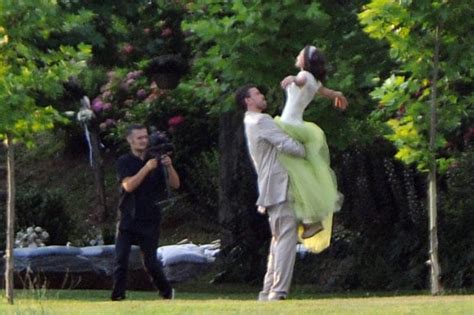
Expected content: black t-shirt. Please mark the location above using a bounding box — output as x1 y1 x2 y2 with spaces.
116 153 166 229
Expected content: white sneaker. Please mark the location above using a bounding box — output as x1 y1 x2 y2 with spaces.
268 292 286 301
258 291 269 301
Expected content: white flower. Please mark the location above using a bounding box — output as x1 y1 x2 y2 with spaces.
77 108 94 122
41 231 49 240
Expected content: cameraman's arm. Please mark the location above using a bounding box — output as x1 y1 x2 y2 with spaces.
161 155 180 189
122 159 157 193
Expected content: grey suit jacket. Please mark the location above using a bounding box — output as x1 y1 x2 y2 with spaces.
244 111 305 207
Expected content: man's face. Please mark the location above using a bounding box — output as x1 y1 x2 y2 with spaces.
127 128 149 152
246 87 267 112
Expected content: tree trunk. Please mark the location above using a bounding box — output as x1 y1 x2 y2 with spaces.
89 128 107 224
217 110 269 282
428 26 441 295
5 134 15 304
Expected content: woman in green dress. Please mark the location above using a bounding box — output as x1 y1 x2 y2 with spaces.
276 45 347 252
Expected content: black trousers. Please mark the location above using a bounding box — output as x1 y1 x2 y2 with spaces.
111 225 172 298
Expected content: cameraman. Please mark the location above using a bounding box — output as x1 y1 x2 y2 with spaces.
111 124 179 301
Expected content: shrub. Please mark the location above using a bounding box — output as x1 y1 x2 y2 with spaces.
15 187 73 246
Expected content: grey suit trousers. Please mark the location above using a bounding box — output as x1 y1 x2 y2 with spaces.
259 200 298 300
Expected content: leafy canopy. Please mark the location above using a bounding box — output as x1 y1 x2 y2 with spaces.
0 0 92 145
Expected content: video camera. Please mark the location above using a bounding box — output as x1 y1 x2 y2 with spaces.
145 127 175 161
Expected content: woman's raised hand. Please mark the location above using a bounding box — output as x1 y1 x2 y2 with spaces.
334 91 348 110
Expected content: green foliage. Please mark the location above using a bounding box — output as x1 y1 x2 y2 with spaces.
61 0 189 67
0 0 91 144
360 0 474 172
439 146 474 287
330 144 429 290
183 149 219 221
181 0 392 149
54 1 192 155
15 187 73 246
183 0 330 102
0 187 73 248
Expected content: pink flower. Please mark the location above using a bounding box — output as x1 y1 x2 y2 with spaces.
168 115 185 127
161 27 173 38
144 93 158 103
121 43 134 55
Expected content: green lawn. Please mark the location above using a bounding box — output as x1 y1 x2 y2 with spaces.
1 285 473 315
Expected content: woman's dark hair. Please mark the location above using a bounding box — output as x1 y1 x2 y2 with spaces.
235 84 257 110
303 45 327 82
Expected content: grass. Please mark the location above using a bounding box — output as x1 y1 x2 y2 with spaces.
1 284 473 315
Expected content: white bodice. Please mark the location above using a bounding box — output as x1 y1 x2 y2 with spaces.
280 71 321 125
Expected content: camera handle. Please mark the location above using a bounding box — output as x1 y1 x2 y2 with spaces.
161 163 171 200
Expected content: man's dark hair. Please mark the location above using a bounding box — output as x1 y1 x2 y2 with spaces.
235 84 257 110
303 45 327 82
126 124 147 137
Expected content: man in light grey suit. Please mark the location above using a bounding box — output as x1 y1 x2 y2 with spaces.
236 84 306 301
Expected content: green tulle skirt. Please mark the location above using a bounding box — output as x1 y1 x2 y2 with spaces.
275 117 343 253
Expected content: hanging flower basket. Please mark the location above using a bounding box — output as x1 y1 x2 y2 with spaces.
154 72 181 90
146 54 188 89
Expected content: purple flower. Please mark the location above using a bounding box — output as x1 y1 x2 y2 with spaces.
124 99 134 107
120 82 129 91
101 90 112 100
92 98 104 112
137 89 147 100
102 103 112 111
126 70 143 80
105 118 116 127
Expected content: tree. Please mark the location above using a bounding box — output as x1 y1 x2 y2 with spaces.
0 0 91 304
359 0 474 294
